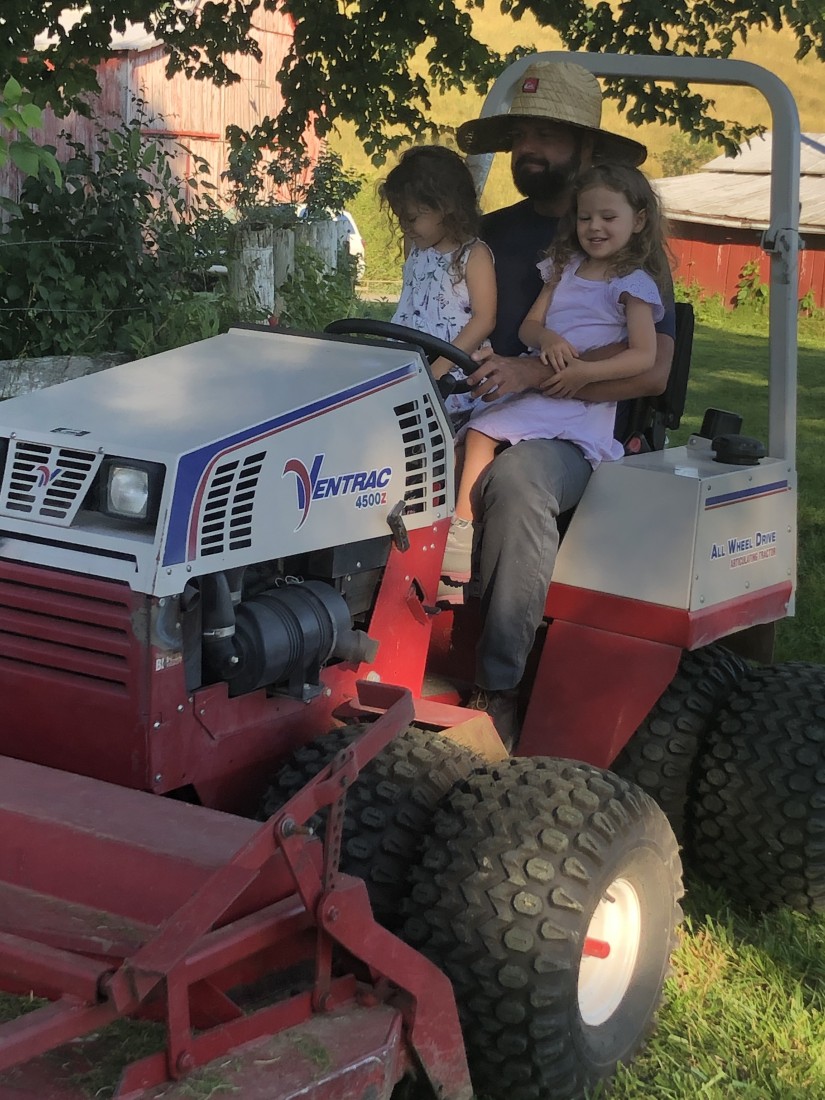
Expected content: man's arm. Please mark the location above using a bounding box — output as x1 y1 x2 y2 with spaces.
466 347 547 401
467 333 674 404
573 333 674 402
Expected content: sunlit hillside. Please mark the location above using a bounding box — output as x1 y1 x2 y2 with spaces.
328 10 825 284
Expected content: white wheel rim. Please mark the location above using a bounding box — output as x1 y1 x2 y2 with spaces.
578 877 642 1027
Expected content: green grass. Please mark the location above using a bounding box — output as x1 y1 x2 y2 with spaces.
606 879 825 1099
605 307 825 1097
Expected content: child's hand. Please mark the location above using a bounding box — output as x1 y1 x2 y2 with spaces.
540 359 594 398
538 332 578 373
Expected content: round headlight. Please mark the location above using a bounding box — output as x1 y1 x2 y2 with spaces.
108 466 150 519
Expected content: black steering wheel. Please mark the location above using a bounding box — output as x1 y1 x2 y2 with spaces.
324 318 477 386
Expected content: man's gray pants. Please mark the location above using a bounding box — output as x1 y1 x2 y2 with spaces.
474 438 593 691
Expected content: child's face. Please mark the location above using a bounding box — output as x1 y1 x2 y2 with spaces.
393 202 448 251
575 185 645 261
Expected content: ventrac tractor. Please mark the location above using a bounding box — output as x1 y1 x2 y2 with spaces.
0 52 820 1100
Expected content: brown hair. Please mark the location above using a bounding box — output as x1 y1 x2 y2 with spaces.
548 163 673 292
379 145 481 280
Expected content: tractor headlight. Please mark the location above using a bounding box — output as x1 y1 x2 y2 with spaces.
99 458 164 525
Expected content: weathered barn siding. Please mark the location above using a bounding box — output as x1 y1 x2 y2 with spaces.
669 221 825 308
657 134 825 308
0 5 319 208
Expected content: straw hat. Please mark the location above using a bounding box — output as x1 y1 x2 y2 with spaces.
457 60 647 168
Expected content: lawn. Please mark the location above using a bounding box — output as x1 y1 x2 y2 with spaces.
351 298 825 1098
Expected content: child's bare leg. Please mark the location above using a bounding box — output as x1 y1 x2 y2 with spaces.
455 428 498 520
442 429 498 582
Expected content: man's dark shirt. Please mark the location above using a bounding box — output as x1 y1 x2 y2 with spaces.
480 200 559 356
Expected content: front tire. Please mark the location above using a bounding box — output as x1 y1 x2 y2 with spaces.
402 758 683 1100
259 725 480 929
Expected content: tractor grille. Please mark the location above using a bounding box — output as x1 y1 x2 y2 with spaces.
0 441 100 524
198 450 266 557
0 560 136 690
394 396 447 515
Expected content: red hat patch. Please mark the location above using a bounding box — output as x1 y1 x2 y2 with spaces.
521 77 539 93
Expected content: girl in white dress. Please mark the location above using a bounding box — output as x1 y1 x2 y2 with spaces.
381 146 496 424
442 163 671 581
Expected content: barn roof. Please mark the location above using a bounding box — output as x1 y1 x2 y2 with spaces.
655 133 825 237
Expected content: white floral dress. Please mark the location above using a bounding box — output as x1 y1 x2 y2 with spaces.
392 242 487 421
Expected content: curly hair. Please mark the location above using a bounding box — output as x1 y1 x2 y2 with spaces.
379 145 481 281
548 163 673 293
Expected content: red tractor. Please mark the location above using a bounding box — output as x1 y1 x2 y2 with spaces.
0 51 818 1100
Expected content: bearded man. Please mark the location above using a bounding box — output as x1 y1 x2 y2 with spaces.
449 60 675 747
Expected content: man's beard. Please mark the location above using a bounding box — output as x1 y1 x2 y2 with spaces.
512 155 578 201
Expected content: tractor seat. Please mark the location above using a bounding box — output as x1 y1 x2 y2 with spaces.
622 300 695 455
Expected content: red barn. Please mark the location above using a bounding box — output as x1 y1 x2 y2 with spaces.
1 2 320 207
655 133 825 308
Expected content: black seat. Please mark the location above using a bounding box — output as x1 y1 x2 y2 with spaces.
623 301 695 453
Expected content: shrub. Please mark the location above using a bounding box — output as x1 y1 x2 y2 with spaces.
278 244 358 330
0 102 238 360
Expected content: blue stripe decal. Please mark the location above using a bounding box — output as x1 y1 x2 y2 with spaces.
705 480 789 510
162 363 416 568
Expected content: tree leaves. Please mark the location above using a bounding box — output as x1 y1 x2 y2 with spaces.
2 1 825 162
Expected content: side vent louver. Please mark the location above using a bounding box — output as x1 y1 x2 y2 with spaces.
393 395 447 515
199 451 265 557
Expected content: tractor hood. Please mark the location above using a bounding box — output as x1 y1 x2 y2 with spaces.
0 327 454 596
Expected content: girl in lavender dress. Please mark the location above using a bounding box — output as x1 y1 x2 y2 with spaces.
442 163 671 581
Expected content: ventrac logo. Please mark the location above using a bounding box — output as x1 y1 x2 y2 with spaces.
282 453 392 531
35 465 65 488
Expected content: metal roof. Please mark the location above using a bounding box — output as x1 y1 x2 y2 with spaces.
655 133 825 236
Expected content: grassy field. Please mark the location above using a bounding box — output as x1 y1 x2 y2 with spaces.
346 298 825 1098
673 308 825 666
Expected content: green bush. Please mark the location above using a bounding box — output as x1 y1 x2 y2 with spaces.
278 244 358 331
0 103 238 360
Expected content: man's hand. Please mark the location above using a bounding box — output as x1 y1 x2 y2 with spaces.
467 347 549 402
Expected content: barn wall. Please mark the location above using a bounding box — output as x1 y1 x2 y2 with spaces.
0 6 320 211
670 221 825 308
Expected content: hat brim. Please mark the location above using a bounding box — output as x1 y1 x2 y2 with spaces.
457 113 647 168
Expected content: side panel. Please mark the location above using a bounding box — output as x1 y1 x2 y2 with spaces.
518 620 682 766
554 441 796 622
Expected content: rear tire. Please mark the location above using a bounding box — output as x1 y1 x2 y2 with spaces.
402 758 683 1100
694 662 825 913
613 644 748 846
259 725 480 928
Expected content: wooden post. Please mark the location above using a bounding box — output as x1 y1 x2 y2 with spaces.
228 226 277 319
272 228 295 319
293 220 338 271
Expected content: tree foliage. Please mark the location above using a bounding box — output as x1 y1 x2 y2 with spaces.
2 0 825 161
